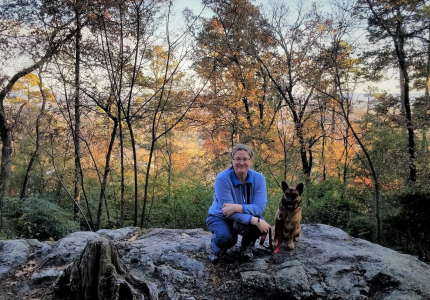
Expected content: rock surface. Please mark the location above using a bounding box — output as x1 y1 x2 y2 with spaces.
0 224 429 300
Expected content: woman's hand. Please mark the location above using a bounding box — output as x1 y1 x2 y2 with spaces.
222 203 242 217
255 218 271 233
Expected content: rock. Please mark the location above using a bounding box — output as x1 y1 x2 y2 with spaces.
120 228 211 300
38 231 101 269
0 224 429 300
26 239 53 259
0 239 30 279
96 227 140 241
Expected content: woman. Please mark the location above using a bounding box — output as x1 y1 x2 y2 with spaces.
206 144 271 262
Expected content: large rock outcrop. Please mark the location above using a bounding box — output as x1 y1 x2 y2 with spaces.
0 224 429 300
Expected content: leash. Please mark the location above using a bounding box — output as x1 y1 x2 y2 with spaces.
273 219 283 253
258 225 282 254
259 227 274 253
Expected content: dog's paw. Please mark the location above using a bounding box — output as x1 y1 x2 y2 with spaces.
293 237 299 242
287 242 295 250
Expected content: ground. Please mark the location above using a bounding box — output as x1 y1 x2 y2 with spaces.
0 257 54 300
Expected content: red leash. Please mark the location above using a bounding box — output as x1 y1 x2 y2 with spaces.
273 219 283 253
259 227 273 253
259 207 301 254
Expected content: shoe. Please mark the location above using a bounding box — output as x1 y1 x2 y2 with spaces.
209 249 227 264
209 253 221 264
240 242 254 261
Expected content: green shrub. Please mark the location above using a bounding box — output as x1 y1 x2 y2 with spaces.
146 182 213 229
383 192 430 260
302 179 377 241
2 197 77 240
304 179 351 225
346 214 375 241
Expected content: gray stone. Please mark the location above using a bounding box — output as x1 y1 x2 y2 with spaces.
1 225 429 300
26 239 53 259
30 267 64 284
38 231 100 268
96 227 139 241
0 239 30 279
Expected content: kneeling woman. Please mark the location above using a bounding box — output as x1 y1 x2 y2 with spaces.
206 144 271 262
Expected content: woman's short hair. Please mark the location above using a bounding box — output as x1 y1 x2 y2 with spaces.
231 144 253 159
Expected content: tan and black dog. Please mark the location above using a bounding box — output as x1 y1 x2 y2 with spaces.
272 181 304 252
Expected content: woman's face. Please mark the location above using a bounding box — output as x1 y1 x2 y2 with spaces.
232 150 252 179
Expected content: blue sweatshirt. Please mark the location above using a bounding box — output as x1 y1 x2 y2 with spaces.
208 168 267 225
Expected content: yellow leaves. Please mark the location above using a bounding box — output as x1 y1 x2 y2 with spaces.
11 73 40 91
8 72 59 106
7 96 25 103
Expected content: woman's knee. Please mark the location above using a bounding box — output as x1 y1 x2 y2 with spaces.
213 232 237 248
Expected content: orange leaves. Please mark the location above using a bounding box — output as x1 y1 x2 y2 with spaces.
208 18 225 35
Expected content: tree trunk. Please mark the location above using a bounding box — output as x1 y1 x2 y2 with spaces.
119 104 125 228
54 237 158 300
422 29 430 153
96 118 117 230
21 69 46 199
0 124 12 203
343 124 350 183
127 122 139 227
396 37 416 183
74 5 82 223
295 120 311 182
141 140 155 228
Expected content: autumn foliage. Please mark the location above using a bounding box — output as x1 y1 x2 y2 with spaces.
0 0 429 260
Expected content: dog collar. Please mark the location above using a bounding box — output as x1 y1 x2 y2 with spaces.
291 207 301 215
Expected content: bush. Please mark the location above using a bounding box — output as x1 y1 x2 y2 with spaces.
146 182 213 229
304 179 352 225
346 214 375 241
383 192 430 260
1 197 77 240
302 179 376 241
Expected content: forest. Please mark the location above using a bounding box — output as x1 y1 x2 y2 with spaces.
0 0 429 262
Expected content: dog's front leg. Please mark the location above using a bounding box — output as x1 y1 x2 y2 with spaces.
293 224 301 242
286 224 297 249
287 233 295 249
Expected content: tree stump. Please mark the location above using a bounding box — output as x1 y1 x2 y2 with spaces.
54 237 158 300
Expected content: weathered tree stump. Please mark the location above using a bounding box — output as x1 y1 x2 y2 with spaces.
54 237 157 300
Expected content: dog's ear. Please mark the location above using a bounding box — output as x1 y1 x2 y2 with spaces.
281 181 289 192
296 183 304 195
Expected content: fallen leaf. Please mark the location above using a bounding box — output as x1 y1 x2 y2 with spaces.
128 234 138 242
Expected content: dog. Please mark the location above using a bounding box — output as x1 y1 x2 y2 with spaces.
272 181 304 252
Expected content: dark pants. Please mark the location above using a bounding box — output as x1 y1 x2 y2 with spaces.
206 215 263 255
